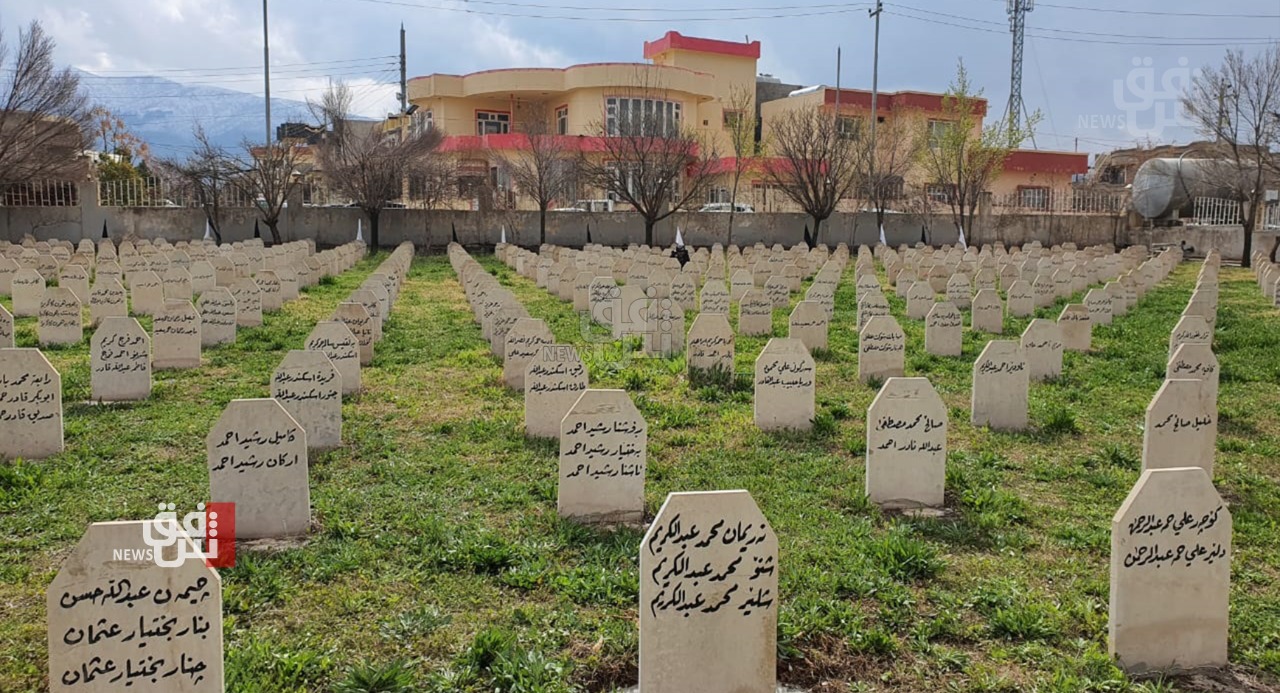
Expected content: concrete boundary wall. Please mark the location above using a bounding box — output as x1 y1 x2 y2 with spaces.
4 187 1271 261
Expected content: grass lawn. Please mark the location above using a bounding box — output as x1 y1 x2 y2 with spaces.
2 251 1278 692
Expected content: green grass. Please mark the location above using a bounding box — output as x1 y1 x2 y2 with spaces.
2 253 1279 691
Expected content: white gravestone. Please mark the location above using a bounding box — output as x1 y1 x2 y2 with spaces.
1020 318 1064 382
737 289 773 337
12 267 46 317
89 279 128 326
906 281 934 320
1109 468 1230 673
153 300 202 370
272 350 342 451
970 289 1004 334
1058 303 1092 352
639 490 777 693
1168 315 1212 360
787 300 828 353
558 389 646 524
866 377 947 509
1085 287 1113 326
1166 343 1219 409
230 279 263 328
524 344 589 439
0 303 11 348
686 313 735 376
858 315 906 383
1143 379 1217 477
644 299 685 357
503 318 554 391
700 279 730 315
47 521 223 692
197 288 237 348
39 287 83 346
0 348 63 459
207 398 310 539
857 291 890 331
90 317 151 402
1006 280 1034 318
754 338 815 432
333 302 375 366
59 265 90 304
971 340 1029 431
129 271 165 317
925 301 962 357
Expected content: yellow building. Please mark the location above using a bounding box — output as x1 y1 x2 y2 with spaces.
402 30 1086 212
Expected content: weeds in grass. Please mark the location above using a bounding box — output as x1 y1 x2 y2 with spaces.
1039 405 1081 436
864 527 944 581
333 658 417 693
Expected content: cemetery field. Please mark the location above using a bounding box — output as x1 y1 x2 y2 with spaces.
3 252 1280 692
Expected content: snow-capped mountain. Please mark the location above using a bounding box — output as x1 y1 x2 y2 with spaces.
74 69 317 156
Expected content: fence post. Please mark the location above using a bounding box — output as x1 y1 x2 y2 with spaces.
79 181 106 242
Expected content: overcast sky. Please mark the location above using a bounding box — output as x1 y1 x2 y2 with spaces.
4 0 1278 156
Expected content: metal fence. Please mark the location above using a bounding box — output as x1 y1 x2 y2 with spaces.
1188 197 1242 226
990 188 1130 215
95 177 326 209
3 180 80 206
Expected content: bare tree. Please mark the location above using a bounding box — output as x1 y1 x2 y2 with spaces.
764 104 860 248
917 59 1037 243
232 138 305 245
857 107 921 236
578 72 719 246
311 81 444 249
0 20 93 189
155 126 239 243
723 85 758 245
497 101 576 245
1181 47 1280 267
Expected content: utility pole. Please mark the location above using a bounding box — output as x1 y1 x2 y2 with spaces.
834 46 841 120
399 23 408 142
1006 0 1034 134
262 0 272 145
869 0 883 151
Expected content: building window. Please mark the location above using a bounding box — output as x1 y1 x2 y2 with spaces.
927 119 955 148
1018 186 1050 210
556 106 568 136
410 109 433 137
1100 166 1125 185
723 110 742 129
476 111 510 135
837 116 862 140
926 183 956 203
708 187 731 204
606 97 682 137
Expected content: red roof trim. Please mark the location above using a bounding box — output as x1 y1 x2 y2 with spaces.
823 88 987 116
1004 150 1089 175
409 61 713 83
643 31 762 60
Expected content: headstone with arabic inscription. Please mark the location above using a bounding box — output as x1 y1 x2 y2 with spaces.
230 279 263 328
787 300 828 353
558 389 646 525
737 289 773 337
38 287 82 346
1109 467 1230 673
971 340 1028 431
0 349 63 460
90 317 151 402
333 302 374 366
196 288 236 348
524 344 589 439
271 350 342 451
89 279 128 326
1058 303 1092 352
1020 318 1064 382
0 303 11 348
925 301 962 357
1142 379 1217 476
1006 280 1034 318
686 313 734 375
970 288 1003 334
866 377 947 509
46 521 223 692
12 267 46 317
306 320 361 396
1166 343 1219 409
207 398 309 539
153 300 202 370
753 338 815 432
639 490 777 693
858 315 906 383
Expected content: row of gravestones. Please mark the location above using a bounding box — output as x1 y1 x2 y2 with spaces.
0 242 370 460
40 468 1234 693
1 240 360 349
209 243 414 540
44 427 1230 692
1250 249 1280 307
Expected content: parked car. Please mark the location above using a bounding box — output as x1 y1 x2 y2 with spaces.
552 199 615 213
697 202 754 213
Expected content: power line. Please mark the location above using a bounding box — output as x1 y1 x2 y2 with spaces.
894 3 1280 43
74 55 400 76
886 8 1280 46
1022 1 1280 19
334 0 876 22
